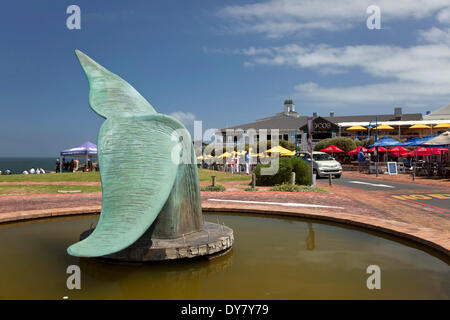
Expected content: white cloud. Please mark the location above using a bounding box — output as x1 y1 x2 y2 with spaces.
215 41 450 108
437 7 450 23
419 26 450 44
170 111 197 127
219 0 450 37
294 81 450 108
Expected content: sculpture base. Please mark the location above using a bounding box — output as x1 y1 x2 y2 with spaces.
80 222 234 262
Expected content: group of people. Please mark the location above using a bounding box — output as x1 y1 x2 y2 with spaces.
358 149 414 172
56 158 80 173
22 168 46 175
216 151 252 174
0 170 12 175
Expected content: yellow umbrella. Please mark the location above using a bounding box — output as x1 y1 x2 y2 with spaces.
285 150 296 156
265 145 293 156
375 124 394 130
252 153 266 157
433 123 450 129
346 125 367 131
409 124 431 129
196 155 203 160
218 152 232 158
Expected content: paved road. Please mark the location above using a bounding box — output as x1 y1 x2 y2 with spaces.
325 176 450 213
328 176 444 190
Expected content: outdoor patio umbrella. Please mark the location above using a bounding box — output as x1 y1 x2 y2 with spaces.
217 152 232 158
320 145 344 153
423 131 450 146
432 147 449 155
409 123 432 137
265 145 294 156
346 125 367 131
407 147 432 157
433 123 450 130
375 124 395 130
388 146 409 157
369 136 401 147
369 146 387 152
348 146 368 155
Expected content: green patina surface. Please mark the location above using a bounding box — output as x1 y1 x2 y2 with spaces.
67 50 202 258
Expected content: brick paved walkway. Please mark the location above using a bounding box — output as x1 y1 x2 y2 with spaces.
0 172 448 256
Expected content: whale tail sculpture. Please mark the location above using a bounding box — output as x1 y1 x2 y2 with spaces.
67 50 203 258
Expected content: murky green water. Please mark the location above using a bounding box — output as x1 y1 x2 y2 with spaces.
0 213 448 299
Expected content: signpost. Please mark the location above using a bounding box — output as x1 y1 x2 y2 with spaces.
387 162 398 175
307 117 315 186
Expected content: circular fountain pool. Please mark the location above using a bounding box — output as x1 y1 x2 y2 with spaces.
0 212 448 299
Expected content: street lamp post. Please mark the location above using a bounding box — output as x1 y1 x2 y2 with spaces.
375 116 379 177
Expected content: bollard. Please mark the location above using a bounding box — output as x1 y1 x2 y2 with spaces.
251 173 256 188
311 173 316 187
328 174 332 186
211 175 216 187
291 172 296 185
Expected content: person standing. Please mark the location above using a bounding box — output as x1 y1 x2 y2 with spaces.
245 150 250 174
364 151 371 172
74 159 79 172
358 149 364 172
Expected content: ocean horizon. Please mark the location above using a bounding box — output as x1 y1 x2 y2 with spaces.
0 157 85 174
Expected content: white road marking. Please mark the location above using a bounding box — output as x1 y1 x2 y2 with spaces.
207 199 344 209
348 181 395 188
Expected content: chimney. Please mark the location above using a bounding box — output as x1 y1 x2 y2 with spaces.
394 107 402 120
329 111 334 117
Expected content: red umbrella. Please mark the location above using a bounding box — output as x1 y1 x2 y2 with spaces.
369 146 387 152
432 148 449 155
407 147 432 156
321 145 345 153
388 146 409 157
348 146 368 155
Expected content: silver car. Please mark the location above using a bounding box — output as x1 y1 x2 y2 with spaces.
297 151 342 178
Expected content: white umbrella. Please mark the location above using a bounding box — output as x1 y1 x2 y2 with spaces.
423 131 450 146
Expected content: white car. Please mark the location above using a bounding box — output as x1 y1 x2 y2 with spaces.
297 151 343 178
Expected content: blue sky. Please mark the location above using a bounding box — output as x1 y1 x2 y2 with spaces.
1 0 450 156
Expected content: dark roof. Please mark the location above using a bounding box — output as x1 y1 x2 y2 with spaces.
221 113 307 131
221 112 423 132
323 113 423 123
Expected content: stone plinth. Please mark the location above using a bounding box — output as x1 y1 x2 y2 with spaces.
80 222 233 261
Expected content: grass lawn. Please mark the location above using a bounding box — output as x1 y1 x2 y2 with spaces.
0 169 250 183
0 185 102 195
0 171 101 183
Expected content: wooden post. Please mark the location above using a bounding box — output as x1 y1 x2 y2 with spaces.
291 172 296 185
328 173 332 186
211 175 216 187
251 173 256 188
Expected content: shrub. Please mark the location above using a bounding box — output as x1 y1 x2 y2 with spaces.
200 184 226 192
254 157 311 186
253 157 293 186
291 156 312 186
244 187 258 192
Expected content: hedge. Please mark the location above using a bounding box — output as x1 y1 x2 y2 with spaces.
253 157 311 186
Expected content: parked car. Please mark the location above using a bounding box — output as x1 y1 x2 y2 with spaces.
296 151 342 178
